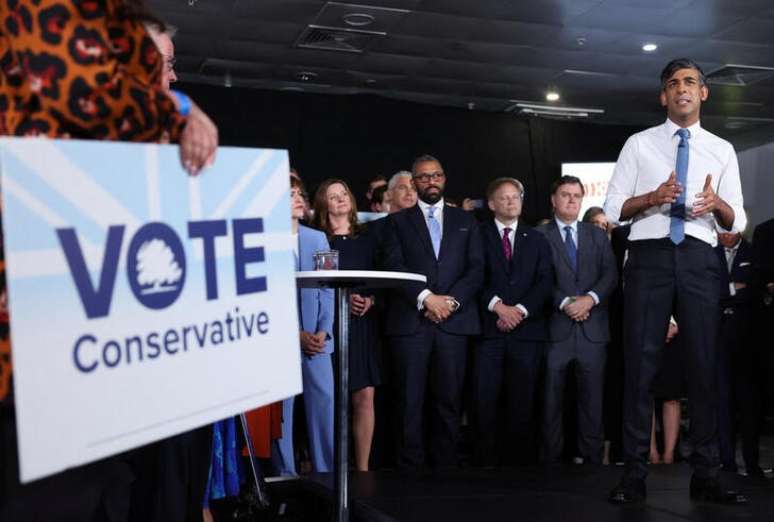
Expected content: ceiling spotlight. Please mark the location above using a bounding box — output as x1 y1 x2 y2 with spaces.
642 43 658 52
295 71 318 82
342 13 375 27
546 91 560 102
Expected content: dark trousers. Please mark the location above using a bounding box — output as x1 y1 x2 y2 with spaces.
622 238 721 480
717 307 762 470
390 325 468 469
128 427 213 522
472 338 542 466
1 405 134 522
542 328 606 464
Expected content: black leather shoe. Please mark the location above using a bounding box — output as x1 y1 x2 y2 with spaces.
745 466 770 479
689 476 748 504
609 478 646 504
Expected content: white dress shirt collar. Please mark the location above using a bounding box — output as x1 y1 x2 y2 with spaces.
418 198 445 228
418 197 444 214
494 218 518 234
554 216 578 234
665 118 702 140
494 218 517 248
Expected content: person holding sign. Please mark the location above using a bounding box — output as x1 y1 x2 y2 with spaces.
272 176 335 476
604 58 747 505
0 1 218 520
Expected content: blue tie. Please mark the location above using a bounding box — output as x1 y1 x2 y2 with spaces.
564 225 577 272
670 128 690 245
427 206 441 258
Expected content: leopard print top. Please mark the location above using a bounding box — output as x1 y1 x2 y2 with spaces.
0 0 188 402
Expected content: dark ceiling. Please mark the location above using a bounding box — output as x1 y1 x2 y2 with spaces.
148 0 774 148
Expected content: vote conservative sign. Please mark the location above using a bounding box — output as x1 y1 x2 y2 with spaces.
0 138 301 482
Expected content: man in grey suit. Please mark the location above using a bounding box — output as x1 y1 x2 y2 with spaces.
538 175 617 464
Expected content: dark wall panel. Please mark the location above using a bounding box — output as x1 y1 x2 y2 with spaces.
183 83 643 222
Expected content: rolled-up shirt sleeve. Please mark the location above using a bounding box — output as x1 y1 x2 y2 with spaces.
604 135 639 225
717 149 747 233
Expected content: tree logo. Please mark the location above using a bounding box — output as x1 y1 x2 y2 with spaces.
127 223 186 310
136 239 183 294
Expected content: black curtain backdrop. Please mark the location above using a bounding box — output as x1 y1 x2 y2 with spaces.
182 83 643 223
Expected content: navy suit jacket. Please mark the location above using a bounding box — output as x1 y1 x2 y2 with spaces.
537 220 617 343
479 220 554 341
382 204 484 336
715 238 755 309
752 218 774 295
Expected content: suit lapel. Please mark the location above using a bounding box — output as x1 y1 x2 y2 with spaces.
407 205 436 259
577 223 591 273
438 205 455 260
510 222 528 272
487 221 510 274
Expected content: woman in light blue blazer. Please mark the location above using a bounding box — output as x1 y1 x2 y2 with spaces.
273 176 335 475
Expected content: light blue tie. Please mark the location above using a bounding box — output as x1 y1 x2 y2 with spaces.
670 128 690 245
564 225 577 272
427 206 441 258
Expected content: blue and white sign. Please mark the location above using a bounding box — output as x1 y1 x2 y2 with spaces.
0 138 301 483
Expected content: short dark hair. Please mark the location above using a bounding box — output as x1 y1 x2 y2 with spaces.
371 184 388 204
550 175 585 196
582 206 605 223
486 177 524 199
660 58 706 89
411 154 443 175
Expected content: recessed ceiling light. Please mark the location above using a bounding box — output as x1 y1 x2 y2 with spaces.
342 13 375 27
546 91 560 102
642 43 658 52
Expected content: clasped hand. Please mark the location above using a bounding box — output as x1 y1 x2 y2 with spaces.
423 294 456 324
300 330 327 356
494 301 524 332
350 293 373 317
563 295 593 322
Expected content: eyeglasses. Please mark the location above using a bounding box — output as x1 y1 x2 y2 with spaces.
165 56 176 73
494 194 522 203
413 171 445 183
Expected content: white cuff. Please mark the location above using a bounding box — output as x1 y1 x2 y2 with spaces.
587 291 600 305
488 296 502 312
515 304 529 318
729 283 736 297
559 297 571 311
417 289 432 311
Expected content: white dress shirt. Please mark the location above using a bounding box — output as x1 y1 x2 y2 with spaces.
604 119 746 247
487 219 529 317
725 239 741 296
416 198 445 309
555 217 600 310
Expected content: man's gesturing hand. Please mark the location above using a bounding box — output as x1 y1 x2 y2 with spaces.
647 171 682 207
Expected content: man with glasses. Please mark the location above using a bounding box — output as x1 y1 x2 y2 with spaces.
382 154 483 471
473 178 553 466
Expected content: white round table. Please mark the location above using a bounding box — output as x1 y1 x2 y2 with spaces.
296 270 426 522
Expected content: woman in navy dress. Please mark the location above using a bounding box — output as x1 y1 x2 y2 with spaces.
312 179 381 471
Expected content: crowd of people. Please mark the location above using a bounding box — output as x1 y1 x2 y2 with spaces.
0 0 771 519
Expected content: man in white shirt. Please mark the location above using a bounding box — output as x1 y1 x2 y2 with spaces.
604 58 747 505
